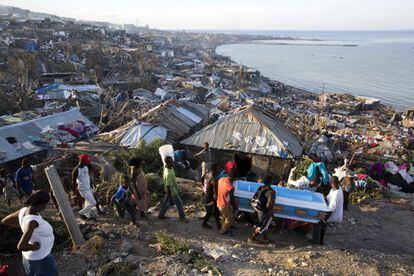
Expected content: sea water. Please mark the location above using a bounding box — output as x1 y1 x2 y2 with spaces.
215 31 414 110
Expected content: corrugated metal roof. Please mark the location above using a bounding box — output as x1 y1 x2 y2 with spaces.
139 99 206 141
181 105 303 158
0 109 97 164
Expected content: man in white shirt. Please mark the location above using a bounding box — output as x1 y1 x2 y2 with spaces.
327 176 344 223
311 176 344 245
72 154 97 220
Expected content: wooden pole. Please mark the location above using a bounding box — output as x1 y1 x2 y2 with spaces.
45 165 85 247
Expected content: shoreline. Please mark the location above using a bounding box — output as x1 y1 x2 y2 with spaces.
213 42 409 112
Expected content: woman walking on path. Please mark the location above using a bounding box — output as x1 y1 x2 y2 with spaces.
2 190 57 276
129 158 149 219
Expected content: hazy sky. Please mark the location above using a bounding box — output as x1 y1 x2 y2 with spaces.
2 0 414 30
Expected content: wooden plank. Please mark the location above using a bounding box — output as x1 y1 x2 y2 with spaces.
45 165 85 247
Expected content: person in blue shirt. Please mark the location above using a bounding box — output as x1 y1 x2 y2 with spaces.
111 174 138 227
15 159 34 198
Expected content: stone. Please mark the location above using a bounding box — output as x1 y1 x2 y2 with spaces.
109 252 121 260
287 258 297 268
113 257 123 263
301 262 309 267
180 252 193 264
204 247 231 261
120 239 133 254
124 254 138 264
289 245 295 250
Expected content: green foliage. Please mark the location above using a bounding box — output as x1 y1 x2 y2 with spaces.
350 189 387 205
292 156 313 181
193 258 213 270
109 139 164 175
155 231 188 255
95 172 124 205
98 262 134 276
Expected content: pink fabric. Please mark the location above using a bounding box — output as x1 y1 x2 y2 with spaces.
398 164 408 171
357 174 368 180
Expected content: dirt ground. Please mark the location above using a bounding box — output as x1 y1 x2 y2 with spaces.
2 179 414 275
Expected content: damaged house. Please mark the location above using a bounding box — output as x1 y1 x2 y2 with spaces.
181 105 303 179
0 109 98 167
139 99 209 143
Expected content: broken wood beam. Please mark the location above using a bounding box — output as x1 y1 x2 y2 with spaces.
45 165 85 247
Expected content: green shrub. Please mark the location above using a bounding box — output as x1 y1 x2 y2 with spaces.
155 231 188 255
98 262 134 276
108 139 165 175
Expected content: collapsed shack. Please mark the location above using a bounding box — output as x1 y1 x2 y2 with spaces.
0 109 98 173
139 99 209 143
181 104 303 180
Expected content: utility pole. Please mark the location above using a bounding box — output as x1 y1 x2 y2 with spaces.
322 83 326 94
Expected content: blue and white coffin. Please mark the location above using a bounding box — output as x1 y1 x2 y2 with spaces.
234 180 330 223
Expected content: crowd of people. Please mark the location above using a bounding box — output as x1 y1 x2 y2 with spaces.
1 142 347 275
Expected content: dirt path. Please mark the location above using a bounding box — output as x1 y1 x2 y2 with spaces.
3 180 414 275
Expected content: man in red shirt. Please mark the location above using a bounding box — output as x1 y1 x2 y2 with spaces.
217 169 237 235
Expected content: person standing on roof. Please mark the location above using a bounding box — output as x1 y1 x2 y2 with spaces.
158 156 189 223
194 142 212 180
248 175 276 243
217 169 237 235
72 154 97 220
16 158 34 199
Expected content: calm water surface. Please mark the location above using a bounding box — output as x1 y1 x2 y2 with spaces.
216 31 414 110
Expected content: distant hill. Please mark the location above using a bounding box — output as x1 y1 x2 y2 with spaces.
0 5 73 21
0 5 119 28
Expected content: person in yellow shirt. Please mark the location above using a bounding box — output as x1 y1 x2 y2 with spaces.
158 157 189 223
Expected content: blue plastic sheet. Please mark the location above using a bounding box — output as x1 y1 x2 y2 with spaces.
307 162 330 185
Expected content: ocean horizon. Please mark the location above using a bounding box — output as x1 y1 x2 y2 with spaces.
215 30 414 110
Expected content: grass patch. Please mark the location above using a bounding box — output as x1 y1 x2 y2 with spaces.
350 189 390 205
98 262 134 276
155 231 188 255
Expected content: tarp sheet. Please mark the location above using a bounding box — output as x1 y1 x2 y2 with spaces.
119 123 167 148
